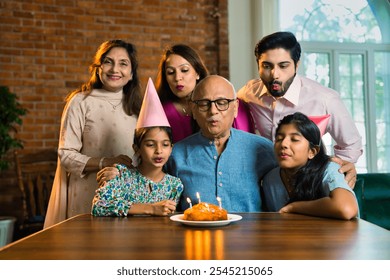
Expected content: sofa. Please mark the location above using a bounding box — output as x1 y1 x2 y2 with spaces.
355 173 390 230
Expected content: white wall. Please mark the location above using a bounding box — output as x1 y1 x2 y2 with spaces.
228 0 279 90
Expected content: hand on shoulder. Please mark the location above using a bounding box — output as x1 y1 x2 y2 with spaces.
97 165 120 188
330 157 357 189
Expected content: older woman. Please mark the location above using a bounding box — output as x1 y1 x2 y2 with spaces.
44 40 142 227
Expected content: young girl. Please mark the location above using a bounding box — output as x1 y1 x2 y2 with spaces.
91 78 183 217
262 112 358 220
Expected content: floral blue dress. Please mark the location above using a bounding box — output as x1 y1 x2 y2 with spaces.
91 165 183 216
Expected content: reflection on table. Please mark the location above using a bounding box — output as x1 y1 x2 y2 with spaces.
185 229 225 260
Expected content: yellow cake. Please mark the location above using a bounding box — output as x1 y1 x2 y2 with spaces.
183 202 228 221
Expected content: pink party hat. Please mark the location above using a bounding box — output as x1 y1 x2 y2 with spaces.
309 114 330 137
136 77 170 128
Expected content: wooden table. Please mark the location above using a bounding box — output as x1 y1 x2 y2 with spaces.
0 213 389 260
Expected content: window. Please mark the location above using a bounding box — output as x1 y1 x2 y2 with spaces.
279 0 390 173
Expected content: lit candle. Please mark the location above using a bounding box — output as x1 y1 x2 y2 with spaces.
216 197 222 209
187 197 192 208
196 192 201 203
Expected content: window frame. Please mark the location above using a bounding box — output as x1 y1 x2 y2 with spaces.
299 42 390 172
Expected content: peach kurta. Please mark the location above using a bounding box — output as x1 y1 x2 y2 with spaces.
44 89 137 228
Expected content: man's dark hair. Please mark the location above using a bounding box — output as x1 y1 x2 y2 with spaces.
254 31 301 66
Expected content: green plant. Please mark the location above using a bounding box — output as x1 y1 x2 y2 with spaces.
0 86 27 171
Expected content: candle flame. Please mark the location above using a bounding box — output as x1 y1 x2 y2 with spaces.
187 197 192 208
216 197 222 209
196 192 201 203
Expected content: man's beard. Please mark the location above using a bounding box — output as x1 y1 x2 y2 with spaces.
265 73 296 98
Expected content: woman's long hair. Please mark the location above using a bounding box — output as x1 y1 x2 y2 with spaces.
276 112 330 202
156 44 209 103
66 39 142 116
155 44 208 135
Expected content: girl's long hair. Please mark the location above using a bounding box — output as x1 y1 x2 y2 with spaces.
276 112 330 202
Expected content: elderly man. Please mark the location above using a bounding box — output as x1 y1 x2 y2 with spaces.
166 75 277 212
97 75 277 212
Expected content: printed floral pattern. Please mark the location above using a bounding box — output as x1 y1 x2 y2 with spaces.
92 165 183 216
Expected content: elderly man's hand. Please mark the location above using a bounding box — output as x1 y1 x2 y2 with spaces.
331 157 357 189
96 166 120 188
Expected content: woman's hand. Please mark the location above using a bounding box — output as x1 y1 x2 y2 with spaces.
86 154 133 175
96 166 120 188
104 154 133 169
96 155 134 187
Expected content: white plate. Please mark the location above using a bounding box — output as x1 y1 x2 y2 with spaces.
170 214 242 227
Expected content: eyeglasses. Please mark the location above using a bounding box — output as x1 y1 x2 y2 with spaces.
191 98 236 112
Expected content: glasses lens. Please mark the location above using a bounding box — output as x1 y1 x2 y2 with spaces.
215 99 229 110
193 99 234 111
196 100 210 111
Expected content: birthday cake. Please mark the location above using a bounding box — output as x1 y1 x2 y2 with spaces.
183 202 228 221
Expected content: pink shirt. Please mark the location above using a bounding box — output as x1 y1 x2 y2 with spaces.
237 75 362 163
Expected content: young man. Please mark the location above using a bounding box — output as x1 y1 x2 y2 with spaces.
238 31 362 188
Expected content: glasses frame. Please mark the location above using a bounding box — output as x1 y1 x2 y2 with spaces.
191 98 236 112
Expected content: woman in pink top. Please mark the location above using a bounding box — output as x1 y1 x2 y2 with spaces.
156 44 254 143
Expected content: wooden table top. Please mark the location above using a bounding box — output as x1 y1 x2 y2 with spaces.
0 213 389 260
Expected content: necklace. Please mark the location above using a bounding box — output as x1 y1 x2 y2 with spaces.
177 102 189 116
181 106 189 116
106 98 122 110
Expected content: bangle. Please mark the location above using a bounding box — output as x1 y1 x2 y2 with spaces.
99 157 105 170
